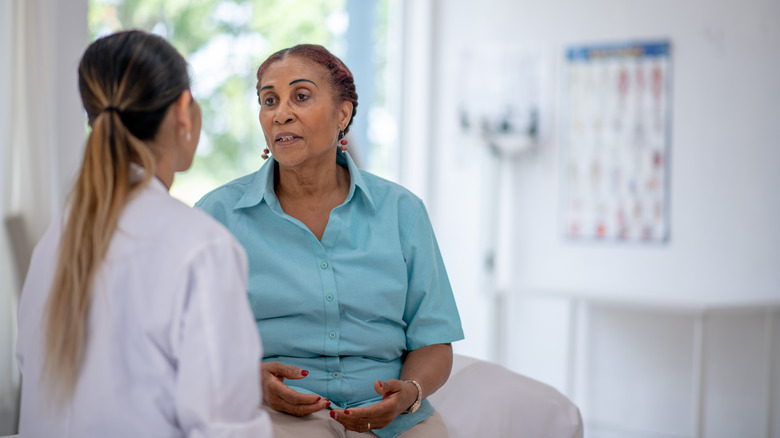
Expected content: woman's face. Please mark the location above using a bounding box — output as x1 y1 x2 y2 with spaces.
257 56 352 167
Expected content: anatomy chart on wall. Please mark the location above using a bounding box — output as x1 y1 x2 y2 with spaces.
562 41 671 243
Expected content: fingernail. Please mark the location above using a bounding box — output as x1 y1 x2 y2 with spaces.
344 410 350 415
301 370 309 376
330 411 336 419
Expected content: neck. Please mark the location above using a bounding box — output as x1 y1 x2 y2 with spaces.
154 161 174 191
145 138 175 191
275 155 347 200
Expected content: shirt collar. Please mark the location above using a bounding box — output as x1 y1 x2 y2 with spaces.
233 152 376 214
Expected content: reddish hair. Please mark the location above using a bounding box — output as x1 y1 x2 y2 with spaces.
257 44 358 138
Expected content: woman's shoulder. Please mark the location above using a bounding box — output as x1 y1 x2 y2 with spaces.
357 169 428 216
194 171 260 216
125 184 239 251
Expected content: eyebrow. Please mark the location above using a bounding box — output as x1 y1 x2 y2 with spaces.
290 78 318 88
258 78 318 93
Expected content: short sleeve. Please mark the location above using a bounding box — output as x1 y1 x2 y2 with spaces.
401 200 464 351
174 236 272 438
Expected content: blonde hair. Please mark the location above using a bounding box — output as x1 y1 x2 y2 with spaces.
43 30 190 404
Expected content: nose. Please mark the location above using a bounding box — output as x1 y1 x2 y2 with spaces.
273 100 295 125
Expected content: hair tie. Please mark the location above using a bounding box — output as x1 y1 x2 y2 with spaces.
102 106 121 114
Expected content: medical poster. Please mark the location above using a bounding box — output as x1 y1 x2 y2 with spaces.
562 41 671 243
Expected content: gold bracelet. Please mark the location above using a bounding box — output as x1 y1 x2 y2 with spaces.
401 380 422 414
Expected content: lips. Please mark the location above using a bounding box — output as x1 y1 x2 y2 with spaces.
275 132 301 143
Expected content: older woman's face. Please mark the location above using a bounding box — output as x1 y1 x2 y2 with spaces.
257 56 352 167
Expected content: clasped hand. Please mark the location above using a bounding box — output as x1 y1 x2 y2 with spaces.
262 361 417 431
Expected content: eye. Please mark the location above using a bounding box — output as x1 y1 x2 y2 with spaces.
261 96 277 106
296 93 309 102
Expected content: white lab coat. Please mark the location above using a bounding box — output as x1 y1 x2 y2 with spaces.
16 174 272 438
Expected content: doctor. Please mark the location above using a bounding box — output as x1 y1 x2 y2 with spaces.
15 30 272 437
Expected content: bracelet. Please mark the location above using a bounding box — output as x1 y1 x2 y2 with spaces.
401 380 422 414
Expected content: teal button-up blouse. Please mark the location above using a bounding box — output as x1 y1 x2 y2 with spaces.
195 153 464 437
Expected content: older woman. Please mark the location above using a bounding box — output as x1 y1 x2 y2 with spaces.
196 44 463 438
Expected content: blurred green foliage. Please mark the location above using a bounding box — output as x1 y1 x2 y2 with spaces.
89 0 348 205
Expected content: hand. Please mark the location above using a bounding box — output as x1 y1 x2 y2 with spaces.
261 361 330 416
329 379 418 432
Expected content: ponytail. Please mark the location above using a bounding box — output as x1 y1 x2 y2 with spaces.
42 30 189 404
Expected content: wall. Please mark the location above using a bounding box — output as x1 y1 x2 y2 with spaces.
427 0 780 436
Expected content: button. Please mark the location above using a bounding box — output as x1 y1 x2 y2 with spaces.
329 331 336 339
326 294 334 301
321 261 328 269
332 372 341 378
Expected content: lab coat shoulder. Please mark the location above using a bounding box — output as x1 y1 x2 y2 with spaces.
119 182 249 272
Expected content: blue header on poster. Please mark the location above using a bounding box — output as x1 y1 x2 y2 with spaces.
567 41 670 61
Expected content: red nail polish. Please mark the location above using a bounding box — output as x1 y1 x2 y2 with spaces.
379 381 383 388
301 370 309 376
326 401 331 408
330 411 336 419
344 410 350 415
315 397 321 402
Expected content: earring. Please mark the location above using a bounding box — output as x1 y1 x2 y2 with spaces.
261 148 270 160
338 129 348 153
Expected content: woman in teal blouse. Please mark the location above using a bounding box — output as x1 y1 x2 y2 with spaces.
196 44 463 438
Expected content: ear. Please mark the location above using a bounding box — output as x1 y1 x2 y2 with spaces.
171 90 194 132
338 100 353 131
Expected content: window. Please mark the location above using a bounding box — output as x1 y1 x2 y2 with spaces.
89 0 397 205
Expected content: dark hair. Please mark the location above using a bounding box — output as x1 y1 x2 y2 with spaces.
79 30 190 139
44 30 190 405
256 44 358 137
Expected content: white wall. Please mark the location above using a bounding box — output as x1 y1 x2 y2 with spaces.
427 0 780 436
432 0 780 304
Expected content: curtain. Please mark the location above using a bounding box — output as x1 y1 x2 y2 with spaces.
1 2 17 432
0 0 87 433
